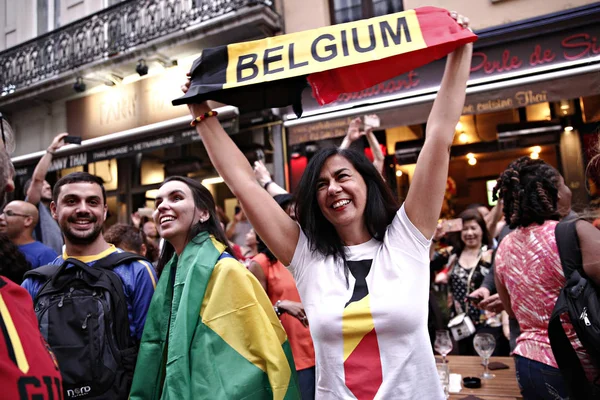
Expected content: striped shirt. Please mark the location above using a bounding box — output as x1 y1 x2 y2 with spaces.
495 220 595 377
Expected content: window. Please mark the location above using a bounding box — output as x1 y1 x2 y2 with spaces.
330 0 403 25
36 0 60 35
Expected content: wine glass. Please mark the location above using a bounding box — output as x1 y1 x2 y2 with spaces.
473 333 496 379
434 330 453 364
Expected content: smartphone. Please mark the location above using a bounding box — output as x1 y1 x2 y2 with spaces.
441 218 463 233
64 135 82 145
466 295 482 304
363 114 380 128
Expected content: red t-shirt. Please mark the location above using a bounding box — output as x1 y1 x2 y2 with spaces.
252 253 315 371
0 276 63 399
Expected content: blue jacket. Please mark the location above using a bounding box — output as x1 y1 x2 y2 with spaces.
21 245 157 340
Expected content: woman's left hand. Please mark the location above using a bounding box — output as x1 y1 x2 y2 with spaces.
278 300 309 327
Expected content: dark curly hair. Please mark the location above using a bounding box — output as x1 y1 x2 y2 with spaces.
0 233 32 284
493 156 562 228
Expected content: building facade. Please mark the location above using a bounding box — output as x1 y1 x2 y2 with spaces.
1 0 283 223
281 0 600 213
2 0 600 223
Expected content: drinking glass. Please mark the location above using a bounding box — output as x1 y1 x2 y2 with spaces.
436 362 450 399
434 330 453 364
473 333 496 379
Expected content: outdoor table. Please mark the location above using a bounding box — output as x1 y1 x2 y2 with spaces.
443 355 522 400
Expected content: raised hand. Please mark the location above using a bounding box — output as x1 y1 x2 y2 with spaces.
253 160 272 187
48 133 69 153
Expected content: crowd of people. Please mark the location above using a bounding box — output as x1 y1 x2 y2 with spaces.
1 11 600 400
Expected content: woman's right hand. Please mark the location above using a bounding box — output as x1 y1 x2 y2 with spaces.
279 300 309 327
181 77 211 118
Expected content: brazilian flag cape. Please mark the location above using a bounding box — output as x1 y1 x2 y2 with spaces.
129 232 299 400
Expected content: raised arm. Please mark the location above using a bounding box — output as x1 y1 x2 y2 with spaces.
405 19 473 239
364 127 385 176
253 160 288 196
183 95 299 265
26 133 68 205
340 117 363 150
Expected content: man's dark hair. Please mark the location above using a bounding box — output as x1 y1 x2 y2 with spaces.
453 208 493 255
294 147 399 279
52 172 106 204
155 176 233 277
493 156 561 228
104 224 144 254
0 233 32 284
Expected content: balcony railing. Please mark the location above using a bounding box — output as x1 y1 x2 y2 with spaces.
0 0 274 95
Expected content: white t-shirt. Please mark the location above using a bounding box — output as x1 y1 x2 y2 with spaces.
290 205 444 399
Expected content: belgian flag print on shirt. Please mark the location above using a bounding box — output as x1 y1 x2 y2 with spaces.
343 260 382 400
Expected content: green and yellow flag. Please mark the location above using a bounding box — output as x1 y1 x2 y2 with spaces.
129 232 299 400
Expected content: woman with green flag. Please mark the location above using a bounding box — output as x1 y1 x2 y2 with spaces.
129 176 300 400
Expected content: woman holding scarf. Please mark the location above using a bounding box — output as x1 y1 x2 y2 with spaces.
129 176 299 400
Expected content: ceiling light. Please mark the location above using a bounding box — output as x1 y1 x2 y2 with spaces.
136 59 149 76
459 133 468 143
466 153 475 159
564 126 574 132
73 77 86 93
396 170 403 177
560 100 570 110
202 177 224 185
455 121 463 132
468 157 477 166
531 146 542 154
531 152 540 160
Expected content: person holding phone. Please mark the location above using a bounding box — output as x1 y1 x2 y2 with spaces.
23 132 71 254
431 209 509 356
340 115 386 177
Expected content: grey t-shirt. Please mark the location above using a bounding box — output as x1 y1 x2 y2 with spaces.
34 203 63 255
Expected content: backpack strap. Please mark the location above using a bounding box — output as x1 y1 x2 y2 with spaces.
555 219 583 279
23 263 61 281
550 219 596 399
91 251 150 270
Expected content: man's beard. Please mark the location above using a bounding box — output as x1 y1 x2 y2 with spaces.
61 214 103 245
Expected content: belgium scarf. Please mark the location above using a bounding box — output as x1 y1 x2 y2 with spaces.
173 6 477 116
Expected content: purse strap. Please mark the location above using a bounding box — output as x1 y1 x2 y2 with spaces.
454 249 483 314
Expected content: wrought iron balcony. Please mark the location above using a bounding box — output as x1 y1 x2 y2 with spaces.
0 0 276 97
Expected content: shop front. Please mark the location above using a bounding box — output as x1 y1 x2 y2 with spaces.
10 65 277 225
283 4 600 213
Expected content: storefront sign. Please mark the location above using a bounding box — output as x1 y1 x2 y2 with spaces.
298 21 600 115
66 68 190 140
41 128 199 172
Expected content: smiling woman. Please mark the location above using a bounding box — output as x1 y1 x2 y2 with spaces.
181 12 473 399
130 176 301 400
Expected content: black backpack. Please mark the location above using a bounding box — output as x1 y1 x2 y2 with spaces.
548 220 600 399
24 252 148 400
